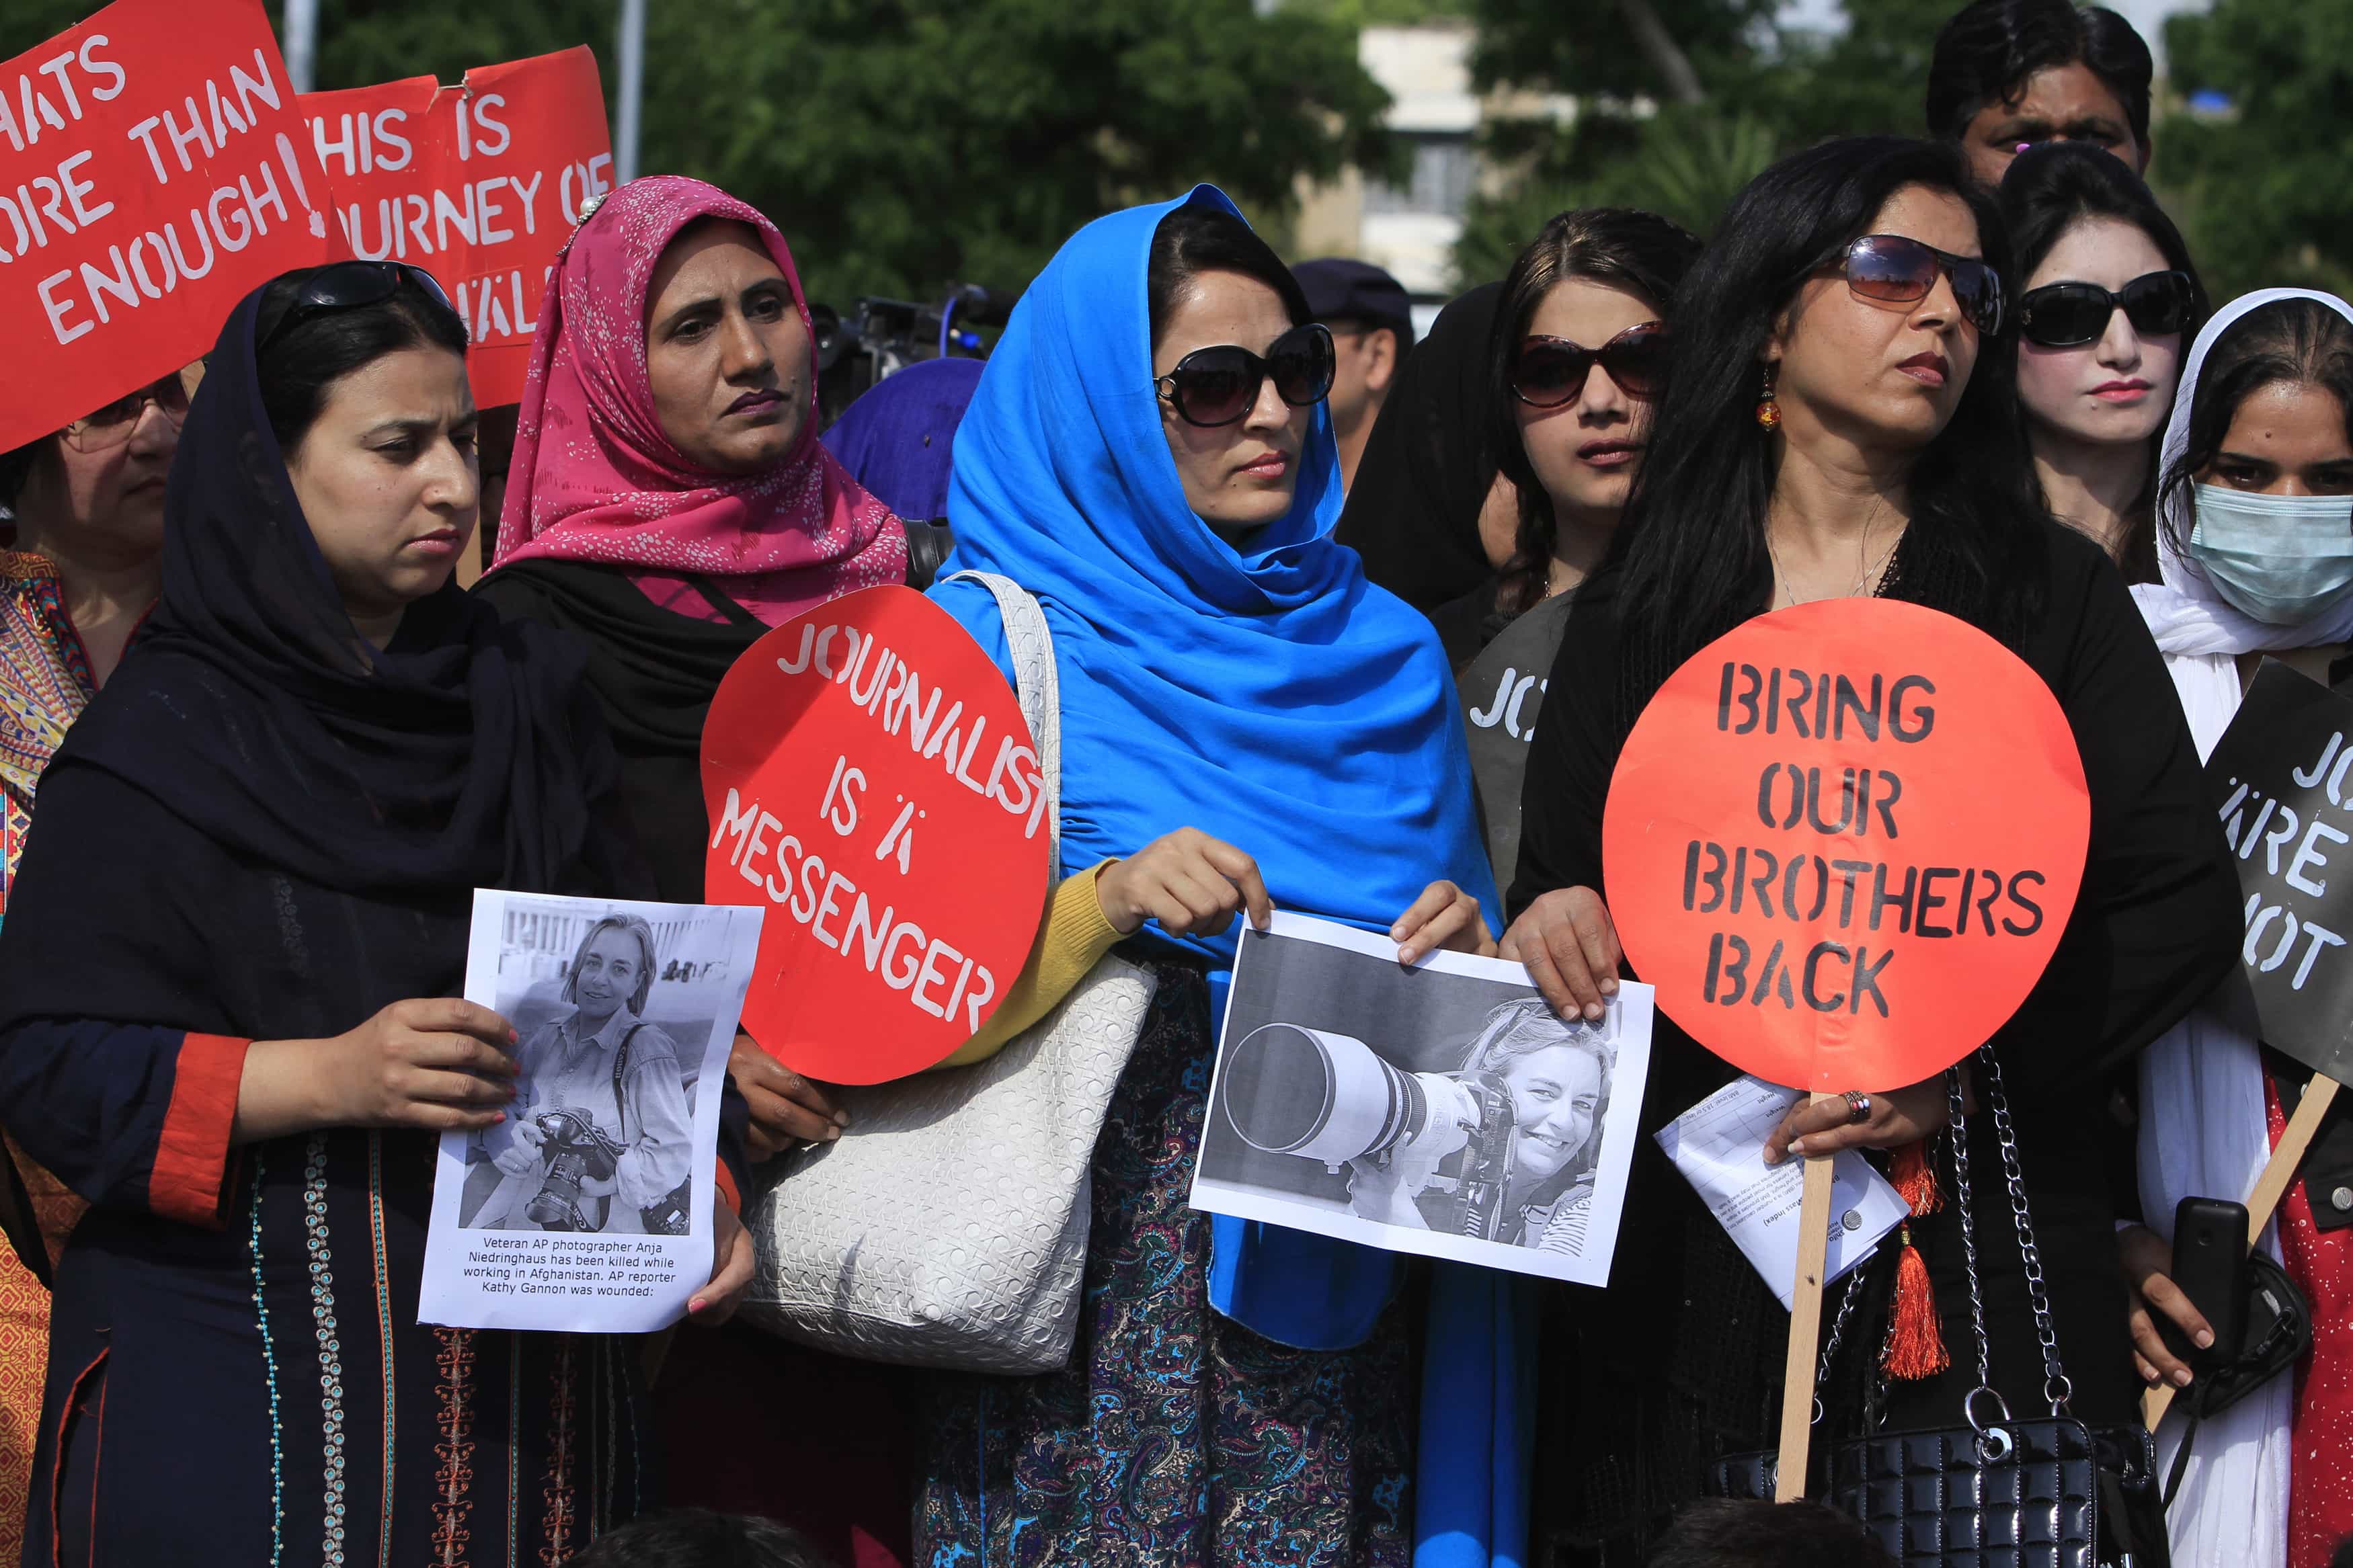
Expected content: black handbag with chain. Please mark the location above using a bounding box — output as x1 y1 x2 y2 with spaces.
1708 1048 2170 1568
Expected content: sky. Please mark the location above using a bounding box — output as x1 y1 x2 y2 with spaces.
1776 0 2209 70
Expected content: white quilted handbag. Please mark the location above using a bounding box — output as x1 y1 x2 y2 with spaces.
740 571 1156 1373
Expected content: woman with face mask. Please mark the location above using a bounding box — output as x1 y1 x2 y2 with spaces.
0 363 195 1565
921 187 1497 1565
1998 141 2206 577
2126 288 2353 1568
0 262 752 1563
1501 136 2239 1559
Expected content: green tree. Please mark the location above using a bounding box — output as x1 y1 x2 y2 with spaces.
2158 0 2353 300
5 0 1394 306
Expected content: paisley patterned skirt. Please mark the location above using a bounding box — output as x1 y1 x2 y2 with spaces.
916 954 1414 1568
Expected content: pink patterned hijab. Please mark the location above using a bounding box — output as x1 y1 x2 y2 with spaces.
492 175 906 624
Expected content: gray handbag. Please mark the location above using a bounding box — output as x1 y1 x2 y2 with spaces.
740 572 1156 1373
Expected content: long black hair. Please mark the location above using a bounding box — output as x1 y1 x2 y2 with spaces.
254 265 469 455
1998 141 2206 577
2157 298 2353 559
1614 136 2050 702
1488 208 1702 616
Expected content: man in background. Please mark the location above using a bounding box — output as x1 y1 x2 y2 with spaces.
1927 0 2155 186
1292 258 1417 495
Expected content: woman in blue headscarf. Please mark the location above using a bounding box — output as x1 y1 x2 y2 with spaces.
921 187 1507 1565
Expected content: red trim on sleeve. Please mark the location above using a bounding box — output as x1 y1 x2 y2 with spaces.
149 1033 250 1228
713 1161 741 1215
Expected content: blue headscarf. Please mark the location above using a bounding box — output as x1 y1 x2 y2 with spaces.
932 188 1525 1568
930 184 1494 959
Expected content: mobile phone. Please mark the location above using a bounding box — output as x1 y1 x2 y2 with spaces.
2157 1196 2249 1370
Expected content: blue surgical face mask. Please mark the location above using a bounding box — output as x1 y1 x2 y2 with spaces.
2188 483 2353 625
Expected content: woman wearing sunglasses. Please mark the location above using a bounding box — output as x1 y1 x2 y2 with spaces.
922 187 1497 1565
1998 141 2207 577
2126 289 2353 1568
1500 136 2237 1559
0 358 198 1560
0 261 755 1563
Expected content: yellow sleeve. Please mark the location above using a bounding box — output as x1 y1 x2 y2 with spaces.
932 861 1123 1069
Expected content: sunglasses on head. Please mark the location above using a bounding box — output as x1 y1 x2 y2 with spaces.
2016 270 2194 349
61 362 206 454
1834 234 2005 337
1154 323 1335 428
258 260 456 354
1511 323 1670 407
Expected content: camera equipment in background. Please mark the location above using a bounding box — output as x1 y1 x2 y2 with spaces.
812 282 1020 429
1220 1024 1519 1241
525 1107 624 1232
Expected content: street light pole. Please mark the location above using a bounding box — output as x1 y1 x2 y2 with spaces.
284 0 318 93
614 0 645 185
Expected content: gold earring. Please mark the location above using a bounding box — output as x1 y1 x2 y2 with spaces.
1755 366 1782 431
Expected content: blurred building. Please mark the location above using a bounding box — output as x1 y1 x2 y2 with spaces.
1292 24 1572 310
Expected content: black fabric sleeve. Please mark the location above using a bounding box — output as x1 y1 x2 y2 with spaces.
1508 570 1629 920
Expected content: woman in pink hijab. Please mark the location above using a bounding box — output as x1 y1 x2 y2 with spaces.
477 178 919 1566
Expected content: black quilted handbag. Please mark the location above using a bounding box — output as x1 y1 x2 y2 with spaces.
1708 1049 2169 1568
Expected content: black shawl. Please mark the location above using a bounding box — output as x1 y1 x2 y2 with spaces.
0 284 631 1039
1334 282 1503 612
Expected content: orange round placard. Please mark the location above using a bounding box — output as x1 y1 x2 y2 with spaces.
1601 599 2089 1092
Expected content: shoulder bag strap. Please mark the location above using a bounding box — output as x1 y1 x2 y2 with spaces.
682 573 765 628
610 1022 649 1143
943 570 1065 889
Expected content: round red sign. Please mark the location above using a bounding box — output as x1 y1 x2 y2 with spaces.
1601 599 2090 1092
701 585 1051 1083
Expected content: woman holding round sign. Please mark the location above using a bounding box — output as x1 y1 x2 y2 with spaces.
920 188 1500 1563
0 265 756 1562
2126 288 2353 1568
1505 135 2239 1557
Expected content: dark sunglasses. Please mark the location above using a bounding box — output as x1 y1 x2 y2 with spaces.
258 260 456 353
1835 234 2004 337
1154 323 1335 428
1511 323 1670 407
2016 270 2194 348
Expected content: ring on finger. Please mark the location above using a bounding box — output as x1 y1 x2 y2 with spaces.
1843 1089 1871 1125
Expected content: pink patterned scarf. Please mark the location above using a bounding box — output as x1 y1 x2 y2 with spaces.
491 175 905 624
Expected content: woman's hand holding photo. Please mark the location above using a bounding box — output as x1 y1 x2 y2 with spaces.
690 1198 756 1325
235 997 520 1145
1761 1069 1966 1165
1390 880 1497 964
730 1032 848 1161
1499 886 1622 1022
1095 827 1273 938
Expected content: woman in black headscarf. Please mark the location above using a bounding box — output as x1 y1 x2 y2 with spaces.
1334 282 1516 664
0 263 752 1566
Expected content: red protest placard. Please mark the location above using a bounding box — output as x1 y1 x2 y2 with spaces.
702 586 1052 1084
1601 599 2090 1093
0 0 332 452
302 47 612 408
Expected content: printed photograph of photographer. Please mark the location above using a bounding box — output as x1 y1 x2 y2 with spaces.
456 902 744 1237
1191 911 1653 1287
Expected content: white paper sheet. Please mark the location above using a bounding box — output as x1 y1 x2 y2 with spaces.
1654 1074 1909 1311
1189 911 1654 1287
418 890 764 1333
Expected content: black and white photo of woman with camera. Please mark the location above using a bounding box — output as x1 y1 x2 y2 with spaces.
471 913 696 1235
1339 996 1613 1253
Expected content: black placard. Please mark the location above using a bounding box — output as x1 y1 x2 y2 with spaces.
2206 659 2353 1081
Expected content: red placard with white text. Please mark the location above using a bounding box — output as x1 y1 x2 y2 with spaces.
301 47 612 407
0 0 332 451
702 587 1052 1084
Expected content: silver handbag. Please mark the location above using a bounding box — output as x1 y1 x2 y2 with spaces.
740 571 1156 1373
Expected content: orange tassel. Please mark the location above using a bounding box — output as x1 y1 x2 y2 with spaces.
1889 1138 1940 1215
1881 1225 1950 1381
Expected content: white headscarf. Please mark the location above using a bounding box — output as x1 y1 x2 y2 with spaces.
2132 286 2353 1568
2132 287 2353 659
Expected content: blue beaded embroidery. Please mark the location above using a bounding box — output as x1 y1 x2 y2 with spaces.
248 1147 285 1568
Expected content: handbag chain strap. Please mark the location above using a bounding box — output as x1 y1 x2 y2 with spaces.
1946 1044 2075 1463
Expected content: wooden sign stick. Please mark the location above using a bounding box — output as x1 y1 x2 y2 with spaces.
1776 1093 1840 1501
2144 1069 2342 1431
